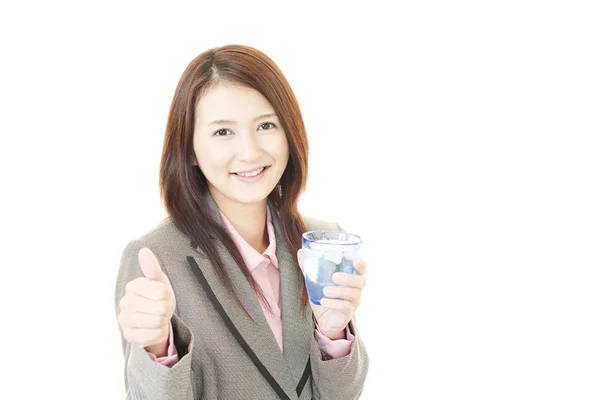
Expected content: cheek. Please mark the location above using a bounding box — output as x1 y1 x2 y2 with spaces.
280 146 290 165
195 143 230 171
269 135 290 163
191 138 204 165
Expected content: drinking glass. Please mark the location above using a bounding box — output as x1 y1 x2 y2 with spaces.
301 230 362 305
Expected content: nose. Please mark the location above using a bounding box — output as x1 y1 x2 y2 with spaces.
236 131 262 162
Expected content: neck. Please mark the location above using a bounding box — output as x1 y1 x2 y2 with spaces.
211 189 269 253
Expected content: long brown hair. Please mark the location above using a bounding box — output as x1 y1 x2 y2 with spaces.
159 45 310 317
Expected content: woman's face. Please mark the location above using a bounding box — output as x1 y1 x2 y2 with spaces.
192 83 289 207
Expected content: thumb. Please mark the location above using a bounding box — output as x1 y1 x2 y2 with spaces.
296 249 305 273
138 247 170 285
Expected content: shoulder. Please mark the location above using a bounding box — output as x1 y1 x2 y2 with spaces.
120 217 191 265
137 217 187 246
116 218 194 298
301 215 346 232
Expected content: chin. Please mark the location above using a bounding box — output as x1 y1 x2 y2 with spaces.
210 178 278 206
232 192 272 205
231 180 278 203
216 186 273 205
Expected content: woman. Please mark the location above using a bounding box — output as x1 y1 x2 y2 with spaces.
115 44 369 400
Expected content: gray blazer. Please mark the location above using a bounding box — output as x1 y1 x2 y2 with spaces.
114 194 369 399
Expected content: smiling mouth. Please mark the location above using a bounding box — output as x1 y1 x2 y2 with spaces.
231 166 269 177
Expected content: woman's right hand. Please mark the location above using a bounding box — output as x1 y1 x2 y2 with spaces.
117 248 176 352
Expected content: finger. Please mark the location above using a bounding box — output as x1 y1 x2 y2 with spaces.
125 277 171 301
296 249 304 273
353 259 368 275
122 327 169 347
139 248 170 285
319 298 355 314
323 286 362 307
323 285 361 301
332 272 366 289
119 311 169 329
120 294 172 317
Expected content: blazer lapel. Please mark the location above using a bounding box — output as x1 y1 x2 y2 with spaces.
185 192 300 399
271 205 314 387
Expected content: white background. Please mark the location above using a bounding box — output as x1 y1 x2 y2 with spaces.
1 1 599 399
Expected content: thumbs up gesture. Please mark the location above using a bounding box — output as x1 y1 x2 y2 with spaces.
117 248 176 351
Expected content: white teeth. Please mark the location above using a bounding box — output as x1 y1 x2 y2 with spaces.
237 167 265 177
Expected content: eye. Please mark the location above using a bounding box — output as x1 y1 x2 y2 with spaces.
214 129 232 136
258 122 276 130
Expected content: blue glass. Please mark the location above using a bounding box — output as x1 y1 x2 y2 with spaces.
301 230 362 305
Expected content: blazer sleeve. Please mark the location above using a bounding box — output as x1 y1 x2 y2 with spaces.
308 221 369 399
309 318 369 400
115 239 196 400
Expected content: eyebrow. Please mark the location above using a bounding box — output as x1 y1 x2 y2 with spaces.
208 113 278 126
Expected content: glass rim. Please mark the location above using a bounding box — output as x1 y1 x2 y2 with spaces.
302 229 362 245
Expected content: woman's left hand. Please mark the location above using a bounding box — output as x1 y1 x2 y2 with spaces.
297 249 367 340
